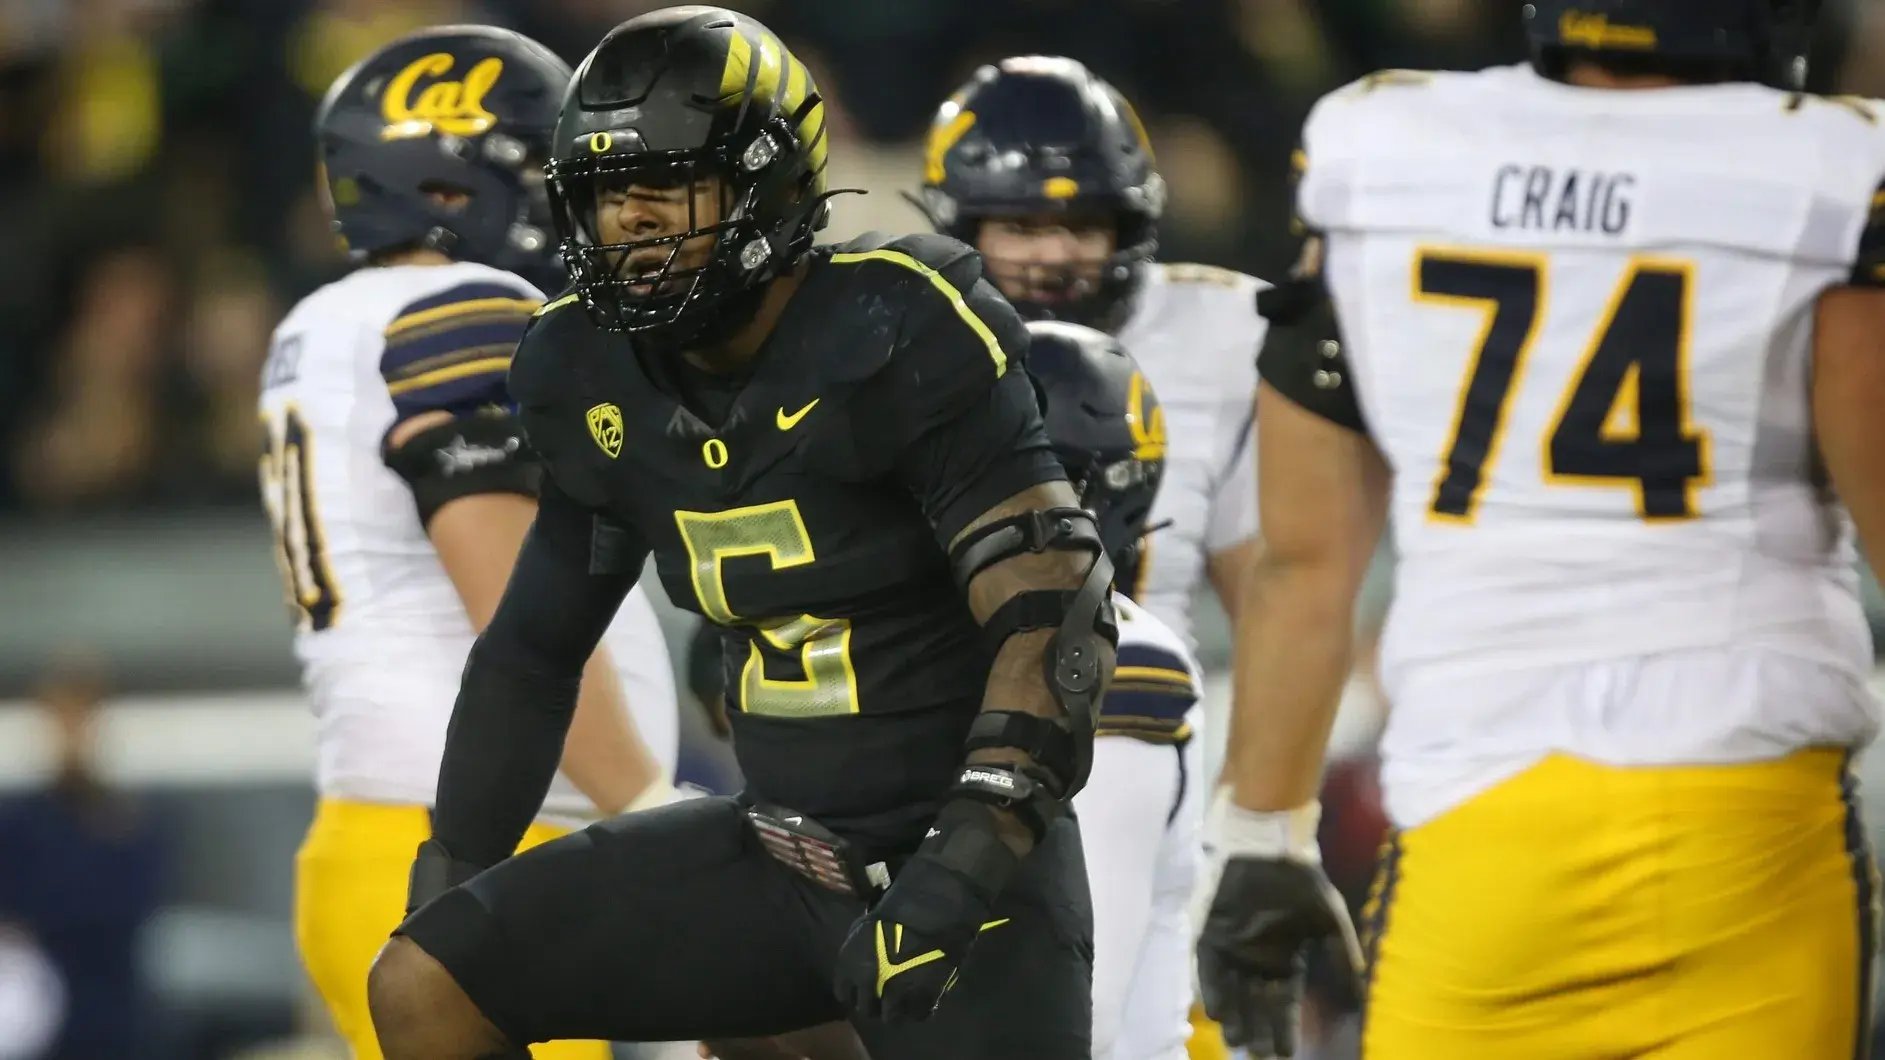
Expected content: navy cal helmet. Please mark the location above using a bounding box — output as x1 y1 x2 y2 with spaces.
1026 320 1166 599
314 26 572 277
1523 0 1823 88
920 56 1164 331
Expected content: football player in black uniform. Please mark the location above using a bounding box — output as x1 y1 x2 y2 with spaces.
363 9 1114 1060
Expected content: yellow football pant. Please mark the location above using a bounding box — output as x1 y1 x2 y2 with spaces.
1186 1001 1232 1060
294 798 610 1060
1361 748 1878 1059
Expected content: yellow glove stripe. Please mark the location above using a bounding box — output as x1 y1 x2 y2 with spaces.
874 922 946 998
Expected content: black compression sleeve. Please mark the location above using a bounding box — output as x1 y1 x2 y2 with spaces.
429 477 642 868
1255 278 1369 435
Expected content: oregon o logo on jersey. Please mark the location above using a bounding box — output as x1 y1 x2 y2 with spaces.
586 402 624 458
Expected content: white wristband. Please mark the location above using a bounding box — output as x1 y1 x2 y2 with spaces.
1205 786 1322 864
626 776 678 814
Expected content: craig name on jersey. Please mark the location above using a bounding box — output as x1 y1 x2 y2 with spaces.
509 231 1052 841
1296 62 1885 676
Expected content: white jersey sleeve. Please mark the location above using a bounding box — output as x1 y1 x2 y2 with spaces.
1100 593 1204 745
1292 65 1885 769
1116 263 1267 651
259 263 678 818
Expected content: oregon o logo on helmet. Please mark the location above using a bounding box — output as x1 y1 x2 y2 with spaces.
380 53 504 142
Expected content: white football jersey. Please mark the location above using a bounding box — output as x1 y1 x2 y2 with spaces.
258 262 678 821
1299 64 1885 816
1115 262 1265 651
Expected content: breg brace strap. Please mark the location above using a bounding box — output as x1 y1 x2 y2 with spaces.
948 506 1118 794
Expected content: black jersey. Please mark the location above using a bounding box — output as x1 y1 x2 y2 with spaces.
508 232 1062 845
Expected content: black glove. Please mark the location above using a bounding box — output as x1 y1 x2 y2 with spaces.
832 800 1019 1021
405 837 488 916
1194 792 1363 1057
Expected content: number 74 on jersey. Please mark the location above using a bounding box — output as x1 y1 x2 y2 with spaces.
1416 247 1710 525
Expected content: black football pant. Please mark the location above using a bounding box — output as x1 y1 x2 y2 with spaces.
396 796 1094 1059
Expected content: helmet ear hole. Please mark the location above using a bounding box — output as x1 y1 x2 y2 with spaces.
418 182 474 212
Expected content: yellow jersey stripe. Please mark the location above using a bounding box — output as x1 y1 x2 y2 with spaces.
383 342 518 383
1113 665 1194 688
385 356 513 397
534 293 581 317
384 308 537 348
387 297 542 336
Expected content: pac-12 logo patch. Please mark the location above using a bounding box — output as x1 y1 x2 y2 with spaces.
586 402 623 458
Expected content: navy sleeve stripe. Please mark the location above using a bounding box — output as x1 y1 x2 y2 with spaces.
381 282 538 395
388 369 512 422
382 317 530 379
1099 687 1197 726
1117 643 1193 676
392 281 541 322
387 306 537 348
384 348 514 397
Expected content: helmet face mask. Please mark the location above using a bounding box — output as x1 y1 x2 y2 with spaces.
975 212 1121 319
544 9 832 344
547 116 816 339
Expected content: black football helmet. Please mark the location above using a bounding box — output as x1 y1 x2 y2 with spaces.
1026 320 1165 598
1524 0 1822 88
314 26 570 274
919 56 1164 332
544 7 833 344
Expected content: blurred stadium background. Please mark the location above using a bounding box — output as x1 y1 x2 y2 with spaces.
0 0 1882 1057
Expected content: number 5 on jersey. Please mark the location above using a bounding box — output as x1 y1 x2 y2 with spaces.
675 500 860 719
1421 249 1710 523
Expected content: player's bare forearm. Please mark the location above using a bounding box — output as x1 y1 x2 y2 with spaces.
559 647 665 815
950 479 1117 853
1229 553 1359 810
1208 536 1265 787
1228 384 1388 813
1814 287 1885 566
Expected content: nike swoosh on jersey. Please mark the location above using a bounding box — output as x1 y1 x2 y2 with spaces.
777 399 819 430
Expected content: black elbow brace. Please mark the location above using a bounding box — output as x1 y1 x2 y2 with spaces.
382 410 541 526
947 507 1118 802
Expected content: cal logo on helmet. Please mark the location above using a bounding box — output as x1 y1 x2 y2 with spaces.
1126 371 1166 461
1558 12 1658 51
586 403 624 458
380 52 505 142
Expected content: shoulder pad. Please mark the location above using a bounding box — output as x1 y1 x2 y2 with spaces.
507 292 588 409
507 309 615 510
823 235 1025 435
1158 262 1249 289
821 233 1001 387
829 231 980 277
1783 92 1884 128
1336 68 1435 99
